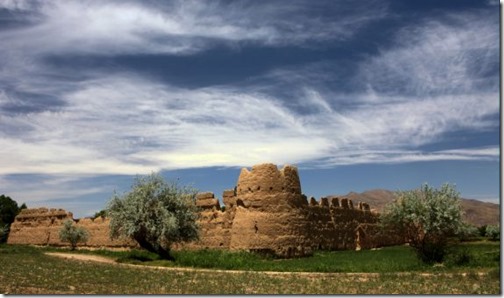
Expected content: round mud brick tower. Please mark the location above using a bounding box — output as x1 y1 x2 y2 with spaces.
229 163 312 257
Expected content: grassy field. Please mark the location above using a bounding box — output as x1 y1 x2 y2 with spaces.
0 243 500 294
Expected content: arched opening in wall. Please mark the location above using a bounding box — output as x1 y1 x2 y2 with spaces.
236 199 245 207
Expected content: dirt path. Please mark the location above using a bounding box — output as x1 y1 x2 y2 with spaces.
44 252 487 278
45 252 117 264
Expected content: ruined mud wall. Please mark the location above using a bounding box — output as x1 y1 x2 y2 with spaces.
178 191 235 250
7 208 136 248
355 224 404 250
186 163 399 257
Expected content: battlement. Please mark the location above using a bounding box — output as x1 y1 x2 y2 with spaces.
14 208 73 221
236 163 301 196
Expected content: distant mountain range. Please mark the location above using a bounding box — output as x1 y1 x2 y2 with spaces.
328 189 500 227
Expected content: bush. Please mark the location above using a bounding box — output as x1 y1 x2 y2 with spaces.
0 225 8 241
107 173 199 260
457 223 480 241
380 183 464 263
445 248 472 266
478 225 488 237
59 220 89 250
485 225 500 241
92 209 107 220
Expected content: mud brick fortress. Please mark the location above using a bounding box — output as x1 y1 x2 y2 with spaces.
8 163 403 257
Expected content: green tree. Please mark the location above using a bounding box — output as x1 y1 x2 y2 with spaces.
478 225 488 237
0 225 8 241
0 195 26 243
457 223 479 241
380 183 464 263
107 173 199 260
92 209 108 220
59 220 89 250
485 225 500 241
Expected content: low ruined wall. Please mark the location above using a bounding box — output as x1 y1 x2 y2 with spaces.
7 208 136 248
355 224 405 250
180 191 235 250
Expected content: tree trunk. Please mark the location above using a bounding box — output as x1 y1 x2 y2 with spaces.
134 236 175 261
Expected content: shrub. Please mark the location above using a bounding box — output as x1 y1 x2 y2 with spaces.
0 225 8 241
59 220 89 250
380 183 464 263
485 225 500 241
478 225 488 237
457 223 479 241
92 209 107 220
107 173 199 260
445 248 472 266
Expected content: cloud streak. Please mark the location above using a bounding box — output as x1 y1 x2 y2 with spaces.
0 0 388 56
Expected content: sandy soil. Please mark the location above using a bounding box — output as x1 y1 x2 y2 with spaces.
45 252 117 264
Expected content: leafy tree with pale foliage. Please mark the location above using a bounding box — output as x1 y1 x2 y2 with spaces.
485 225 500 241
59 220 89 250
380 183 464 263
107 173 199 260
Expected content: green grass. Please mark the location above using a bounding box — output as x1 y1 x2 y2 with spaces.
170 245 429 272
67 241 497 274
0 244 500 294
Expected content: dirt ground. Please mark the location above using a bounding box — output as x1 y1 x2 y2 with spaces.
45 252 117 264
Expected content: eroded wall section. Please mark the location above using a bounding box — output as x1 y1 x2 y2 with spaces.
7 208 136 248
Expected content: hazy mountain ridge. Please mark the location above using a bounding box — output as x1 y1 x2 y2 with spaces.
328 189 499 227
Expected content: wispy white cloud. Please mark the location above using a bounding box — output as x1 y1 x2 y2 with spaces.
313 146 500 168
357 9 498 98
0 0 388 57
0 74 332 175
0 76 498 176
0 0 36 10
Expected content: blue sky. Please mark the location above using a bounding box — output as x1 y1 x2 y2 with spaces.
0 0 500 218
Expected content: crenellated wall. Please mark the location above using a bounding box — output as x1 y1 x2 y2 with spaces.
7 163 403 256
184 163 402 257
